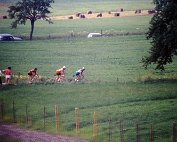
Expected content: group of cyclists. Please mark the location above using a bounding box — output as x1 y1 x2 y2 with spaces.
0 66 86 85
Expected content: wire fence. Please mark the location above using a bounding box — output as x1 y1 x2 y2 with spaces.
0 99 176 142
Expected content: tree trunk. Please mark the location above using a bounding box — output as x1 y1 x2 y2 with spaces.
30 19 35 40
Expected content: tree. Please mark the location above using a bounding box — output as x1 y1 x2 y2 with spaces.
142 0 177 71
8 0 54 40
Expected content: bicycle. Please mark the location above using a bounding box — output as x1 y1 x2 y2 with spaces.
47 75 66 84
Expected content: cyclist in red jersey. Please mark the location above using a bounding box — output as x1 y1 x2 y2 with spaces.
55 66 66 81
28 68 38 83
3 67 12 84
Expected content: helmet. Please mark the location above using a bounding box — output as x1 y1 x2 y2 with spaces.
63 66 66 69
82 67 85 70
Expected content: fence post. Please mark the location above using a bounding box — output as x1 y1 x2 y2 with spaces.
75 107 80 134
173 122 176 142
136 123 140 142
12 100 16 123
108 117 112 141
118 120 124 142
55 105 59 134
150 124 154 142
44 106 46 131
93 111 97 137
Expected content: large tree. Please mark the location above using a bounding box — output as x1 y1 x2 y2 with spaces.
142 0 177 70
8 0 54 40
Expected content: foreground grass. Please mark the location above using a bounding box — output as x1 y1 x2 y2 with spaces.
0 81 177 142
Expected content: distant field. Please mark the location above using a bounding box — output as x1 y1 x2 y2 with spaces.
0 0 154 16
0 16 152 39
52 0 155 16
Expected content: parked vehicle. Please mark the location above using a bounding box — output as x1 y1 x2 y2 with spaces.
87 33 102 38
0 34 22 41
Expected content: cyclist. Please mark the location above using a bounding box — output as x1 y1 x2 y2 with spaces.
55 66 66 82
28 68 38 83
75 67 85 82
3 67 13 84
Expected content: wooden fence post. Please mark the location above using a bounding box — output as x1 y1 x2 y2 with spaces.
93 111 97 137
173 122 176 142
12 100 16 123
136 123 140 142
118 120 124 142
150 124 154 142
55 105 59 134
75 107 80 134
108 117 112 141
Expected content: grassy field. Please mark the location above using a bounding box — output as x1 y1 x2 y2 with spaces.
1 0 177 142
0 0 154 16
0 16 151 38
52 0 154 16
0 35 177 141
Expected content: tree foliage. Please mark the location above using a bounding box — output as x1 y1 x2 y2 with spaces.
7 0 54 40
142 0 177 70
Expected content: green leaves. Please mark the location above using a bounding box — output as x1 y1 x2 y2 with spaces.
7 0 54 40
143 0 177 70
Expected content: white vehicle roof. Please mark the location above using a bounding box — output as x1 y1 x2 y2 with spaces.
88 33 102 38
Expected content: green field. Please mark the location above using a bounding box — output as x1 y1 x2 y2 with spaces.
0 0 154 16
0 16 151 38
1 0 177 142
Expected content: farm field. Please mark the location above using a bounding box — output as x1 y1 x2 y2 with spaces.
1 35 177 142
0 16 151 39
0 0 154 16
0 0 177 142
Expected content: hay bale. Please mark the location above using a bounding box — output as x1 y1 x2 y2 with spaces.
135 9 141 14
76 13 82 17
3 15 7 19
120 8 124 12
87 11 92 14
148 9 156 14
68 16 73 19
97 13 102 17
80 14 85 19
114 13 120 17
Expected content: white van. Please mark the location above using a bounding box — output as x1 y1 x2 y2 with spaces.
87 33 102 38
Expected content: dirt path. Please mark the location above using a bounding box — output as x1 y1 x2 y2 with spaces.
0 124 88 142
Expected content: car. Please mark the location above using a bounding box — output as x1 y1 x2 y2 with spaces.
87 33 102 38
0 34 22 41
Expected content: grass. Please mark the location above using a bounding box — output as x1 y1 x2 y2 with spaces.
0 35 152 82
0 35 177 141
0 16 151 38
1 81 177 141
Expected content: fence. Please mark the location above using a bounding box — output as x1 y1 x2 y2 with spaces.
0 99 176 142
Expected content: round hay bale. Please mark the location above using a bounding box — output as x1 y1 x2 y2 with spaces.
114 13 120 17
87 11 92 14
97 13 102 17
